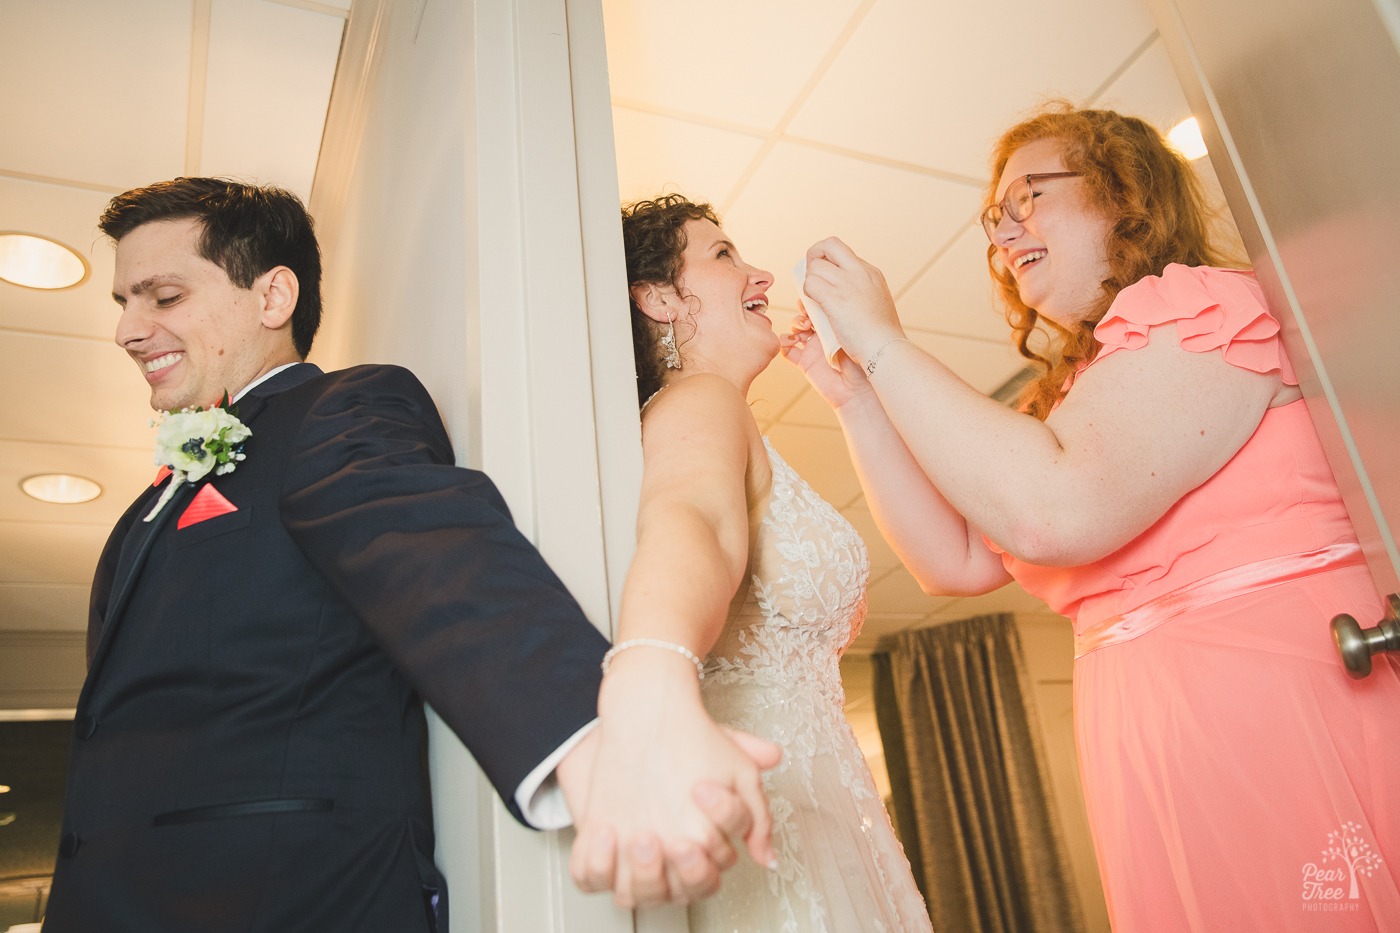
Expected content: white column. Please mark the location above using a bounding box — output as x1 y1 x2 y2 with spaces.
311 0 648 928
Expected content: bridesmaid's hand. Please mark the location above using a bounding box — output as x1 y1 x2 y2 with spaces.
802 237 905 365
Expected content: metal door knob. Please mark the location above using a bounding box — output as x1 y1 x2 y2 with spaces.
1332 593 1400 679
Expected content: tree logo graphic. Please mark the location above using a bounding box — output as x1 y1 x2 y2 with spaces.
1318 821 1383 900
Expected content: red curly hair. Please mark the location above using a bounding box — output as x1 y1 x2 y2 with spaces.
987 104 1238 419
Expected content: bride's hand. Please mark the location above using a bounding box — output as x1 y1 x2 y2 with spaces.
566 653 780 908
781 317 877 412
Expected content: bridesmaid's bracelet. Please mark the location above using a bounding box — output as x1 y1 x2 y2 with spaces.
601 638 706 681
863 337 912 375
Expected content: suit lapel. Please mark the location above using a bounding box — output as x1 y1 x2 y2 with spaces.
82 477 193 689
92 480 191 649
88 363 325 677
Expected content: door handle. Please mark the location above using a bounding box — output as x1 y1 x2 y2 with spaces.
1331 593 1400 678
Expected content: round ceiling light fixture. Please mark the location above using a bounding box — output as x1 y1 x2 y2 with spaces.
0 232 89 290
20 473 102 504
1168 117 1209 161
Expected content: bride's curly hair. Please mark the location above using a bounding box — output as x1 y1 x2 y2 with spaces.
621 194 721 408
988 103 1237 419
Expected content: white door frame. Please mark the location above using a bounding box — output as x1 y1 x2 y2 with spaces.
312 0 676 928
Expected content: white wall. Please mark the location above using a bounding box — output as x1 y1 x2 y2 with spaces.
311 0 490 923
309 0 637 929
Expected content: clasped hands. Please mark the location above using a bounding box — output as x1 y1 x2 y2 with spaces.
558 655 783 908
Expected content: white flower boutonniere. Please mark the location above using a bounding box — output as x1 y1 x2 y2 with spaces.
144 392 251 522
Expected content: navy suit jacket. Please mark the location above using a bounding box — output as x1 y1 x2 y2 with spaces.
44 364 608 932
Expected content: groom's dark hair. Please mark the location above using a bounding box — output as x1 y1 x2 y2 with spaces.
100 177 323 358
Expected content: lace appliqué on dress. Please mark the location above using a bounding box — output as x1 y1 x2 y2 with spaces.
692 439 931 933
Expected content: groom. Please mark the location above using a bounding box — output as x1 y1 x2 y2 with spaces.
43 178 764 931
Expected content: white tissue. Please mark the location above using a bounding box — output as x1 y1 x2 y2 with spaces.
793 259 843 370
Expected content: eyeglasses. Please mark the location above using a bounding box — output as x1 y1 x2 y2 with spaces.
980 172 1082 241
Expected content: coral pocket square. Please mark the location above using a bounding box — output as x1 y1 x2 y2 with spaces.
178 484 238 530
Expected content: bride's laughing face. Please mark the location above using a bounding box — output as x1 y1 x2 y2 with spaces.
672 218 778 379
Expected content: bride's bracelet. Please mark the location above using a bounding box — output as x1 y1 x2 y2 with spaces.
601 638 706 681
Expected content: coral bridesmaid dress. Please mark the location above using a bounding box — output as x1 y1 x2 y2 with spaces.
1001 265 1400 930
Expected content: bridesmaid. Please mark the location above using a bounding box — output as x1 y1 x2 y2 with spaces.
786 104 1400 929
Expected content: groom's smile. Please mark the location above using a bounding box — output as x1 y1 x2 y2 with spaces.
112 217 296 412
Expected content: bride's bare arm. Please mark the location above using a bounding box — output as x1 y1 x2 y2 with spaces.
570 374 781 907
782 328 1010 596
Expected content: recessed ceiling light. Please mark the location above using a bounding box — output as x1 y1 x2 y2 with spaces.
0 785 10 794
0 233 88 290
20 474 102 504
1168 117 1209 161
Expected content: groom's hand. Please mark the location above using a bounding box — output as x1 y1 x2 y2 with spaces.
559 668 780 908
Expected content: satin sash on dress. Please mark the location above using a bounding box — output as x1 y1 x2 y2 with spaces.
1074 542 1365 659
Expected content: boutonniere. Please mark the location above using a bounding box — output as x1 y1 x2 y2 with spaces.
144 392 251 522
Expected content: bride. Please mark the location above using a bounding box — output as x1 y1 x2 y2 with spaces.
572 194 932 931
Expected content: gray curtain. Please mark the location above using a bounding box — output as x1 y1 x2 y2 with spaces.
873 613 1085 932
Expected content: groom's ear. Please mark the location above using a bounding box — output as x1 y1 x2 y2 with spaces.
631 283 674 324
255 265 299 331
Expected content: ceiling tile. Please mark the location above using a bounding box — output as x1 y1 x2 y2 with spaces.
842 505 903 577
846 610 934 653
0 440 158 526
779 387 840 430
0 583 90 632
896 223 1008 341
920 580 1053 622
602 0 866 129
201 0 345 201
0 332 156 449
722 140 983 309
1092 39 1244 251
1094 38 1192 133
866 565 952 615
903 327 1027 395
787 0 1155 179
748 353 809 426
0 178 120 341
0 521 109 585
612 107 765 207
850 585 1058 652
765 423 863 508
0 0 192 187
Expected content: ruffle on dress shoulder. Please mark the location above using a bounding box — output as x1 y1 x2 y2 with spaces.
1089 264 1297 385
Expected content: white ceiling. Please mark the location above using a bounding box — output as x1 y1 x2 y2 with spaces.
0 0 1212 668
603 0 1220 650
0 0 348 651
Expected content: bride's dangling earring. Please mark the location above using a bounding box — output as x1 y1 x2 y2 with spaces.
662 311 682 370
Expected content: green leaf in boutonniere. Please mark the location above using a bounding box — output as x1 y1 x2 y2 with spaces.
144 391 252 522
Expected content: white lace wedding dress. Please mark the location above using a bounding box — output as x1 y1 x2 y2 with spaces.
689 439 933 932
